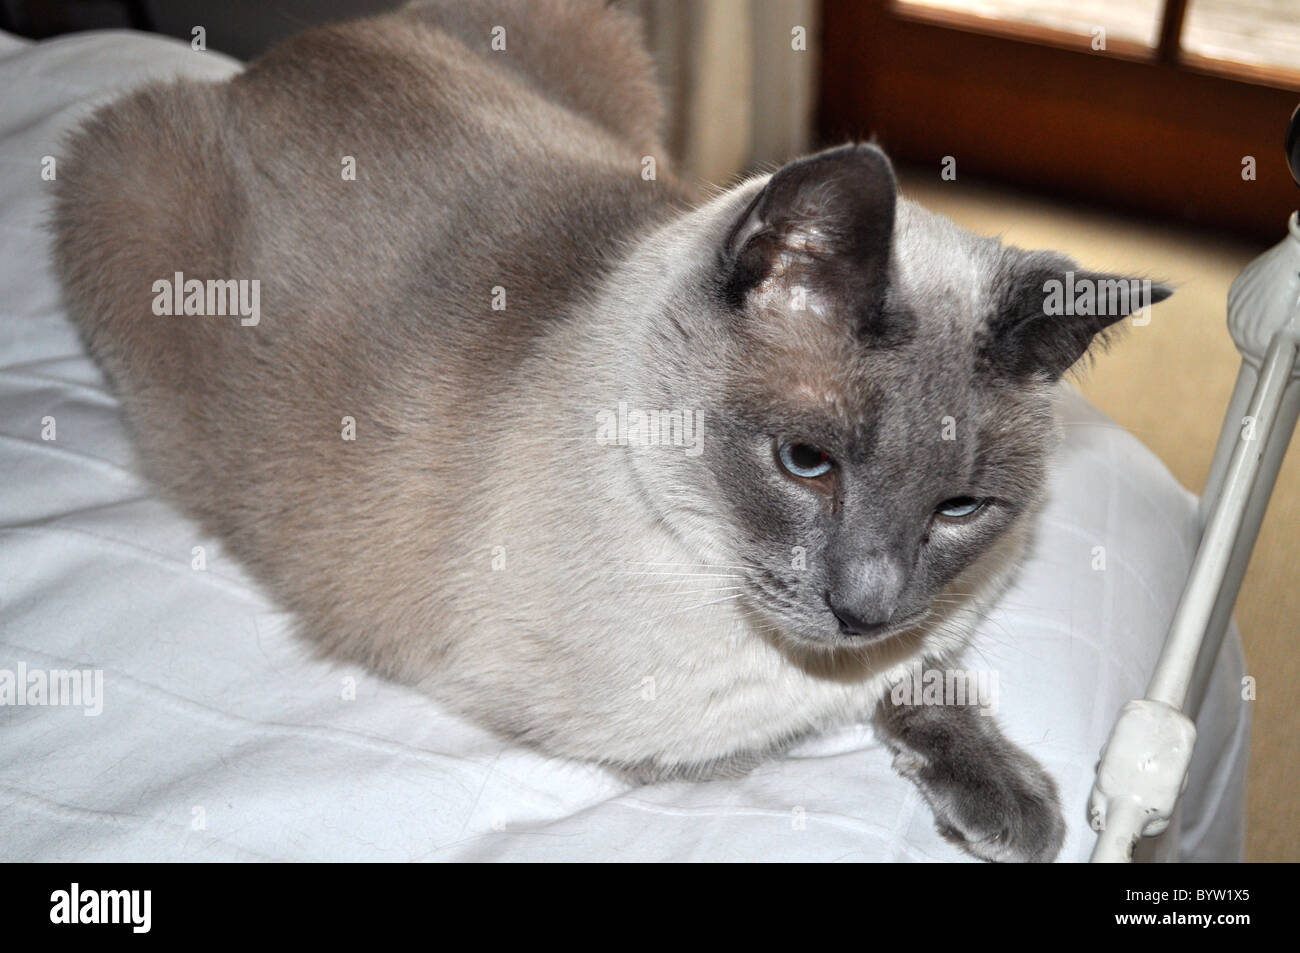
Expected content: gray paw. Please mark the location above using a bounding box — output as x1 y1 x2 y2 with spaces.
894 749 1066 863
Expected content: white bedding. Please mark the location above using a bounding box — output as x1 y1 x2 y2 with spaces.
0 29 1249 862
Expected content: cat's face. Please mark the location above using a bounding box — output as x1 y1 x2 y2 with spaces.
703 313 1056 646
639 145 1169 649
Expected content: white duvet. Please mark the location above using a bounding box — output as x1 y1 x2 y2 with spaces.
0 30 1248 862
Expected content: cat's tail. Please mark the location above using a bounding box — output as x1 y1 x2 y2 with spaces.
50 78 241 389
49 77 254 529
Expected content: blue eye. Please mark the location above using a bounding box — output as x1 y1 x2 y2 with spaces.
936 497 984 519
778 442 833 479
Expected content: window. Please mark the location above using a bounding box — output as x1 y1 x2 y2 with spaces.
819 0 1300 239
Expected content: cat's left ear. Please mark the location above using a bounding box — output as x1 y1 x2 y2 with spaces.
719 143 898 339
985 252 1173 379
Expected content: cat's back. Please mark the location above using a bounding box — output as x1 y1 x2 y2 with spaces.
54 0 683 383
226 4 686 352
49 1 687 638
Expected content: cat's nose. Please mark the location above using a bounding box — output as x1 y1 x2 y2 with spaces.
829 604 890 636
827 551 904 635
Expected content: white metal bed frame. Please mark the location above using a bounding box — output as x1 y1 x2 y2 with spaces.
1088 117 1300 861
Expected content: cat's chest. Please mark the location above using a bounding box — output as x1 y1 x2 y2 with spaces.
467 479 896 765
553 593 892 766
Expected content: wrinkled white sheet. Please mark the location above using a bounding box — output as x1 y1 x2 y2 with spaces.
0 30 1248 862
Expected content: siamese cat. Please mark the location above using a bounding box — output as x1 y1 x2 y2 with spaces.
51 0 1170 862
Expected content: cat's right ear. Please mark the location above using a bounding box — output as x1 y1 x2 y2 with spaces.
985 251 1173 379
718 143 898 339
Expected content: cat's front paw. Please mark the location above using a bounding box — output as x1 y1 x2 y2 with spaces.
893 749 1065 863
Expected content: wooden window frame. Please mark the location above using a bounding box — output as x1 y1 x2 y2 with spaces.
818 0 1300 240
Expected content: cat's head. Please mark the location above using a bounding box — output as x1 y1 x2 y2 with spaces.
631 143 1170 649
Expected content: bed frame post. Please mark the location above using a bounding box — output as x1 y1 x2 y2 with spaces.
1089 127 1300 860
